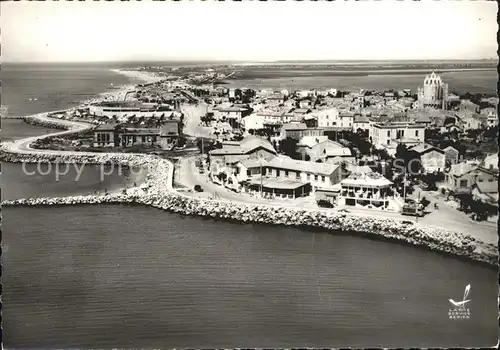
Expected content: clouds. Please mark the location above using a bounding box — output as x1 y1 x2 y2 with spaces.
1 0 497 62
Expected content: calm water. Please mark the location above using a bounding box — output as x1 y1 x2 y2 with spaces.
1 63 498 348
1 119 61 142
0 63 144 117
2 205 498 348
226 69 497 95
0 162 145 201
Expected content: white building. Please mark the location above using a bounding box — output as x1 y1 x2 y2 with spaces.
417 72 448 109
369 122 426 155
483 153 499 172
314 107 340 128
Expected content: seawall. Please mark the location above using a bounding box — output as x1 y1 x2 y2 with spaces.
2 192 498 266
1 113 498 267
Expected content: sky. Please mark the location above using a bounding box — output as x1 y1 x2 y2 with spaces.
1 0 498 63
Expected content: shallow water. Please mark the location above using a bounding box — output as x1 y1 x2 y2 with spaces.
2 205 498 348
226 69 497 95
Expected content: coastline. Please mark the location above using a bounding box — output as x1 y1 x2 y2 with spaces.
1 113 497 267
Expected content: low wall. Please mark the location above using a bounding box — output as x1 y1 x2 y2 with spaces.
2 192 497 266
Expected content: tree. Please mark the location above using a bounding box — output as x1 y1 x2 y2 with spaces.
278 137 300 159
217 172 228 183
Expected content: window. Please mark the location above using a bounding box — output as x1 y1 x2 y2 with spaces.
488 178 494 182
307 173 310 180
285 170 289 176
401 130 404 137
142 136 146 142
478 178 484 182
314 175 318 181
296 172 300 180
459 179 468 187
276 169 280 177
387 130 390 137
247 170 251 176
415 130 419 137
321 176 326 182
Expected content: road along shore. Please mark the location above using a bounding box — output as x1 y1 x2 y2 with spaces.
1 113 497 267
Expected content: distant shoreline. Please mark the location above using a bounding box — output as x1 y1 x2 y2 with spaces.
229 67 496 80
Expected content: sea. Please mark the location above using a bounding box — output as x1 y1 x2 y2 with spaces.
1 63 498 348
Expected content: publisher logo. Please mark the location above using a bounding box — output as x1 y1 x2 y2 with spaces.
448 284 471 320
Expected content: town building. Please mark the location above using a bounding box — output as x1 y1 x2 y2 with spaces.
483 153 498 172
266 94 285 106
337 172 400 211
417 72 448 109
213 106 250 128
369 121 426 155
296 136 352 163
315 108 339 128
353 115 371 132
458 100 480 114
471 182 498 206
209 136 277 167
264 156 343 190
119 128 161 147
459 115 484 131
93 124 118 147
409 143 446 173
481 108 499 128
233 155 345 198
443 146 460 165
280 123 324 140
89 101 173 119
92 120 179 149
443 163 498 194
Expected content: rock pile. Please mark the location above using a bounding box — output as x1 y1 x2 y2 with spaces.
3 190 497 266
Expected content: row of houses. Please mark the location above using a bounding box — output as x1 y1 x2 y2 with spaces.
92 120 180 149
208 135 402 211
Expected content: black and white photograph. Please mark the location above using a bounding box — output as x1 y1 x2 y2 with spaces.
0 0 498 348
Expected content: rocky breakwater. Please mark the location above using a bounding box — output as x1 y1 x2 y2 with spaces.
5 189 497 266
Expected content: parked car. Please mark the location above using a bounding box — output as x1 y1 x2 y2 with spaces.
317 199 334 208
194 185 204 192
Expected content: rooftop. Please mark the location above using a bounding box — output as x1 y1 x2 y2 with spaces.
94 123 118 132
245 176 307 190
210 136 276 156
297 136 329 148
341 172 392 187
267 156 340 176
473 181 498 194
282 122 307 131
410 143 444 154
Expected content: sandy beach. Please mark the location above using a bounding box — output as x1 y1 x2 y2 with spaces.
110 69 164 84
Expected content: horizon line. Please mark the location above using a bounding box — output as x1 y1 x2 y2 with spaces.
2 58 498 65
